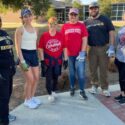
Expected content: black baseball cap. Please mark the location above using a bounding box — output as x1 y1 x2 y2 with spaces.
89 2 99 8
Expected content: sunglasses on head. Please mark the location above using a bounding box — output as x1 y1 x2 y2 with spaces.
70 13 78 16
23 13 32 18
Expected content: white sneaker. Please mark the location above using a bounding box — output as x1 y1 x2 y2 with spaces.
102 90 111 97
52 92 57 98
89 85 98 94
48 95 55 103
24 99 38 109
32 97 42 105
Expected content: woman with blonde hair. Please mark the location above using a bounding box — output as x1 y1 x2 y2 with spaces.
38 17 67 102
15 8 41 109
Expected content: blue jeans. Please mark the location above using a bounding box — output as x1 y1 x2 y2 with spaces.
68 56 86 91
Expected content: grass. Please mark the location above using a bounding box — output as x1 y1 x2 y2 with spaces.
2 21 124 28
2 22 47 28
1 21 123 43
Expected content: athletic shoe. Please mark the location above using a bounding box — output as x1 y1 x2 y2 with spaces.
52 92 57 98
24 99 38 109
48 95 55 103
70 88 75 96
89 85 98 94
32 97 42 105
79 90 88 100
102 90 111 97
114 94 123 101
8 114 16 122
119 97 125 105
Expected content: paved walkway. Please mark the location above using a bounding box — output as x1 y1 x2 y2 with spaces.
10 84 125 125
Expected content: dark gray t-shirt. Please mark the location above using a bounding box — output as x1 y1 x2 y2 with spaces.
84 15 115 46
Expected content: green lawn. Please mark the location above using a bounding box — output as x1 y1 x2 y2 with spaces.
2 22 122 44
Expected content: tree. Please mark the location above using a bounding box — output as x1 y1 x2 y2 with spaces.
99 0 112 18
30 0 51 18
46 5 56 19
0 0 24 11
0 0 51 17
72 1 83 20
0 2 9 13
111 0 125 3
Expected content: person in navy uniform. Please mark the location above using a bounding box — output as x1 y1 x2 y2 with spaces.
0 17 16 125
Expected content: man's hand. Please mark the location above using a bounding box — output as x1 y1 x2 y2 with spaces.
76 51 86 61
20 60 29 71
106 45 115 57
63 60 68 69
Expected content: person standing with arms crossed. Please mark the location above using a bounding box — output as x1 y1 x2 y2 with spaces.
84 2 115 97
15 8 41 109
61 8 88 100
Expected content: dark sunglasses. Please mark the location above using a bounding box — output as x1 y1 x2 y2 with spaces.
89 6 99 10
70 13 78 17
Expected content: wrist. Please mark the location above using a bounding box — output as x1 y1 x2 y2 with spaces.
41 60 44 62
21 60 25 63
79 51 86 56
109 45 114 49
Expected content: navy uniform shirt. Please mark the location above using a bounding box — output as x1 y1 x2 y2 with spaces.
84 15 115 46
0 29 15 69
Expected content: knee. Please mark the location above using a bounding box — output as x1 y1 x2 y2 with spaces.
34 75 39 82
26 77 34 85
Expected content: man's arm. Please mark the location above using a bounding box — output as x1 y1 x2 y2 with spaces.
109 30 115 45
81 36 88 52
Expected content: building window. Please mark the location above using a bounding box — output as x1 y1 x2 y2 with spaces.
111 3 125 21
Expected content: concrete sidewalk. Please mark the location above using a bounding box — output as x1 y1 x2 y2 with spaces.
10 85 125 125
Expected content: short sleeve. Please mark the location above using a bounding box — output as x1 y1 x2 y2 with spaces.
81 23 89 37
105 16 115 31
61 24 67 48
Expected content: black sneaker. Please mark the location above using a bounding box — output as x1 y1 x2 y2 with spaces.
79 91 88 100
119 97 125 105
0 119 9 125
70 88 75 96
114 94 123 101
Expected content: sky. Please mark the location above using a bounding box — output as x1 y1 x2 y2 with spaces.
81 0 98 4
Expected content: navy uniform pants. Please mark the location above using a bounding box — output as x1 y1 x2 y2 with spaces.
0 69 14 125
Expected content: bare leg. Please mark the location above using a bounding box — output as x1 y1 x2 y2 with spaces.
23 68 34 100
31 66 39 97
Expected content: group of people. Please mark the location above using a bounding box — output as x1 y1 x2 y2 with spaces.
0 1 125 125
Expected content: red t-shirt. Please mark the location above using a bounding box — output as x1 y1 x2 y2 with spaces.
38 31 64 65
61 22 88 56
